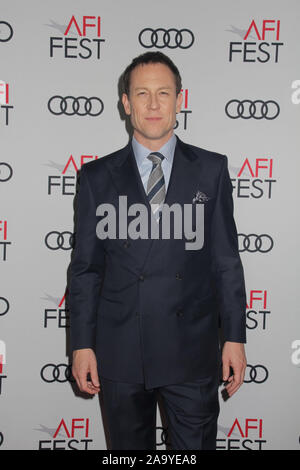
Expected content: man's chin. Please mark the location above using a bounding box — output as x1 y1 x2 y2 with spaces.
134 129 174 143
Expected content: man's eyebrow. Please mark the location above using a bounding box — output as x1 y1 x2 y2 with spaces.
133 86 173 91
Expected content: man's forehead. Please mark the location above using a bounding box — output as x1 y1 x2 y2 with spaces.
132 62 173 75
130 63 177 86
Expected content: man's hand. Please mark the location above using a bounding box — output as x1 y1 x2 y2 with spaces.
222 341 246 398
72 348 100 395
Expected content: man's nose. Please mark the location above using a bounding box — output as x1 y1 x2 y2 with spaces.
148 93 159 109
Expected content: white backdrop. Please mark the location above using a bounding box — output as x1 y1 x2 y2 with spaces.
1 0 299 450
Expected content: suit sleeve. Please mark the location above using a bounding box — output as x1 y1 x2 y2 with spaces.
211 155 247 343
68 164 105 352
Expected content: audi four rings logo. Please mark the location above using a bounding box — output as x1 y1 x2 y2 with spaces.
45 231 74 250
47 96 104 116
40 363 74 383
156 427 170 446
244 364 269 384
238 234 273 253
0 162 13 182
0 297 9 316
138 28 194 49
0 21 13 42
225 99 280 120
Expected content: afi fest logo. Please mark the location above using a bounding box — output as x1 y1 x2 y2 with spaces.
43 292 69 328
291 80 300 105
49 15 105 59
38 418 93 450
228 19 283 63
46 153 99 196
0 81 13 126
0 340 7 395
217 418 266 450
230 157 276 199
174 88 192 131
246 289 271 331
0 220 11 261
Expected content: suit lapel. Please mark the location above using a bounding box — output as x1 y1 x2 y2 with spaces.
106 142 148 209
163 137 198 208
105 142 154 269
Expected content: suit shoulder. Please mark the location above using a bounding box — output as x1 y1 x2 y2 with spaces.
179 139 227 171
184 141 226 161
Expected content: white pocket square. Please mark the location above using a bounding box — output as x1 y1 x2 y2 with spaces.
192 190 210 203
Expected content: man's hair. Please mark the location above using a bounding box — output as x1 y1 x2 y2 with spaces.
122 51 182 96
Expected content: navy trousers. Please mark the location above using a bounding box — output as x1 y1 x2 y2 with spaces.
100 372 220 450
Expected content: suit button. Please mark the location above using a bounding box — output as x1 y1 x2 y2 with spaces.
176 310 184 317
135 312 140 317
123 240 130 248
139 274 145 281
175 273 182 280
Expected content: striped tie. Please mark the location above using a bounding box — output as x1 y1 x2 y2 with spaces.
146 152 166 220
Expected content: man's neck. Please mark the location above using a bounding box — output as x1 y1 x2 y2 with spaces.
133 131 174 151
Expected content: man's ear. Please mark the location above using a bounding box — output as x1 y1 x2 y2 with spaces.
176 91 183 114
122 93 131 116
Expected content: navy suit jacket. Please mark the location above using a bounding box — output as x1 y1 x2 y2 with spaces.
68 136 247 389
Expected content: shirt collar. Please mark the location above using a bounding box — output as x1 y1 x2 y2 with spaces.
132 134 177 166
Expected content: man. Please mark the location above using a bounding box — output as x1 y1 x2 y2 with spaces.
69 51 247 450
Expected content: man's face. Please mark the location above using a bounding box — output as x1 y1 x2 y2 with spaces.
122 62 182 149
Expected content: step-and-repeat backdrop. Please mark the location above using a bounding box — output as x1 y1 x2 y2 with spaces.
1 0 299 450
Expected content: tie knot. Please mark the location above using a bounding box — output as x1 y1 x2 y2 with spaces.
147 152 165 166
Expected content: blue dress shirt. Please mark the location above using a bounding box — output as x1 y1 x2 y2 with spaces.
131 134 176 193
